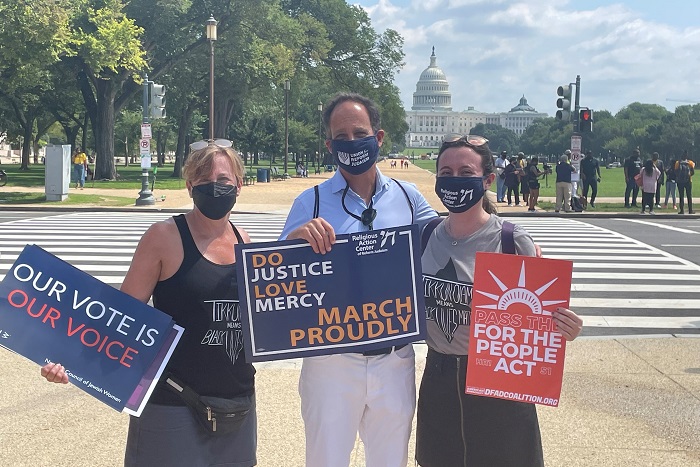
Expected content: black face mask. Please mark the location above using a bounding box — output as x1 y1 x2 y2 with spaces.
192 182 237 220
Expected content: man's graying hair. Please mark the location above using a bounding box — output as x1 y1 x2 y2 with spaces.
322 93 381 138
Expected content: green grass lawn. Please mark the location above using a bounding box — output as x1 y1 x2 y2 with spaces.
0 161 311 190
0 191 134 206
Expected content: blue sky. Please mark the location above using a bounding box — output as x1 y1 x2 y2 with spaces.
356 0 700 116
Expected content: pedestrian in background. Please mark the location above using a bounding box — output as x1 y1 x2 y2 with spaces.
495 151 507 202
664 158 678 209
624 149 642 208
652 152 665 208
520 156 530 206
555 154 575 213
72 147 87 190
580 150 601 208
640 159 660 214
675 150 695 214
504 156 521 206
526 157 546 212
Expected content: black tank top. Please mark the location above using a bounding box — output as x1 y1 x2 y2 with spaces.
150 214 255 405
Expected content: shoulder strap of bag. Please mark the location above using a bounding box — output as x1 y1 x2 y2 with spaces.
391 178 415 224
421 217 443 253
164 373 202 408
313 185 320 219
501 221 516 254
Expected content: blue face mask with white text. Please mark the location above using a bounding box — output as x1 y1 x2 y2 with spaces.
434 176 485 213
331 136 379 175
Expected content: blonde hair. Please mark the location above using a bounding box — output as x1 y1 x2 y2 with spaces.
183 145 245 184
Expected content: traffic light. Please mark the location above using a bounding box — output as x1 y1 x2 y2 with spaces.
556 85 572 121
149 83 166 118
579 108 593 132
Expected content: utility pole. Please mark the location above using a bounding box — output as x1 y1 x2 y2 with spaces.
135 74 155 206
574 74 581 133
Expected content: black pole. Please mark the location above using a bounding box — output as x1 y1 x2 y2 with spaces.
209 39 215 139
284 80 290 174
574 75 581 133
135 74 155 205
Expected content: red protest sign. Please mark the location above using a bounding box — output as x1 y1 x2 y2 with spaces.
465 252 573 407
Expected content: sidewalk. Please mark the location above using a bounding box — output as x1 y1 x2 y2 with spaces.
1 338 698 466
1 163 699 466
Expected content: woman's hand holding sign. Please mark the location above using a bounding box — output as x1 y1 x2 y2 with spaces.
41 362 69 384
552 307 583 341
287 218 336 254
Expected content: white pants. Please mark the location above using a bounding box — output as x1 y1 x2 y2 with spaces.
299 346 416 467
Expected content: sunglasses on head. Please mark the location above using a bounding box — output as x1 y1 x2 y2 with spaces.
189 139 233 151
442 134 489 148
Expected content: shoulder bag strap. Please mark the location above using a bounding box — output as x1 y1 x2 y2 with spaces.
421 217 443 254
501 221 516 254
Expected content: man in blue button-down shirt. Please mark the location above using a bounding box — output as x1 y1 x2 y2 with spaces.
280 93 437 467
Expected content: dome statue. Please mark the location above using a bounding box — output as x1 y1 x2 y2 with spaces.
412 47 452 111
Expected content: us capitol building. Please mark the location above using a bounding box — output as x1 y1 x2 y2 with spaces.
405 48 548 147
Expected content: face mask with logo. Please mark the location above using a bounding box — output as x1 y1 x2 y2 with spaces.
192 181 237 220
331 136 379 175
435 176 485 213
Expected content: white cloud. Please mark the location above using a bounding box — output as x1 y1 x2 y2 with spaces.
357 0 700 114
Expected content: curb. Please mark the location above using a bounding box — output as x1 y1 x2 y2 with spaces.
2 205 699 218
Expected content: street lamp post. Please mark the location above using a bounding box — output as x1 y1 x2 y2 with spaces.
284 80 290 175
206 16 218 139
317 101 323 172
135 74 155 205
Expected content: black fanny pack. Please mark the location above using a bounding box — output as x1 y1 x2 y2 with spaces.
164 374 252 435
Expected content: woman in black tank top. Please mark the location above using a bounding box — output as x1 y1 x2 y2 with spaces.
40 142 258 467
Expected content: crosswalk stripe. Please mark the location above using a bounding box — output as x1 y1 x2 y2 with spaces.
571 283 700 292
580 315 699 329
572 272 700 280
571 298 700 309
571 263 697 270
545 255 675 262
0 213 698 337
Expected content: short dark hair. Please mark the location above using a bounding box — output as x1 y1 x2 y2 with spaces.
322 93 381 138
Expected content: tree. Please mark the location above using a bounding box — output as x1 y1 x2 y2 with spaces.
0 0 74 169
65 0 147 179
470 123 520 155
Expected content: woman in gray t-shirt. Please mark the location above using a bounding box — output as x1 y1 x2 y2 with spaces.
416 135 583 467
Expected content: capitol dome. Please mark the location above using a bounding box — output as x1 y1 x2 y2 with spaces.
509 95 537 113
412 47 452 111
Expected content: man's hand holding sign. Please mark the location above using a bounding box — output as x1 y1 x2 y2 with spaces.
235 224 426 361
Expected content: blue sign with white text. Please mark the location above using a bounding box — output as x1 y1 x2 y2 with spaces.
235 224 425 362
0 245 181 414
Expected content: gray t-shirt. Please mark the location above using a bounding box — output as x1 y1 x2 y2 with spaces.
421 214 536 355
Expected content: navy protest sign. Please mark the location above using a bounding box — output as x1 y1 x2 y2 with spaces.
235 224 426 362
0 245 182 416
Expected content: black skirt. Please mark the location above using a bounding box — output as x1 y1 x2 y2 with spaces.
416 349 544 467
124 399 257 467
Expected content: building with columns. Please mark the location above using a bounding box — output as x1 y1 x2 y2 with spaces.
405 48 548 147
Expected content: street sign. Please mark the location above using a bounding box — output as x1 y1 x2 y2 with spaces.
570 135 582 182
140 155 151 169
141 124 152 139
139 138 150 156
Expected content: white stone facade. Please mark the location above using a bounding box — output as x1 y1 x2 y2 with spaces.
405 49 548 147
